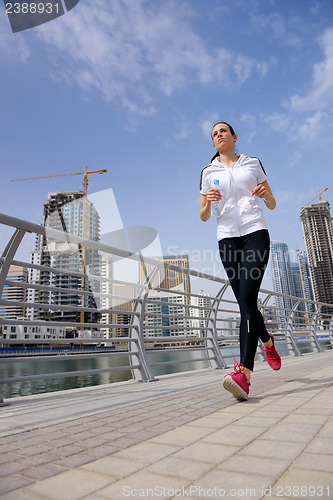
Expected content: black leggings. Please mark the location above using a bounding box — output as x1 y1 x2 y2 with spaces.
218 229 271 371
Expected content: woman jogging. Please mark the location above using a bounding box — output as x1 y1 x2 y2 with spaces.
200 122 281 400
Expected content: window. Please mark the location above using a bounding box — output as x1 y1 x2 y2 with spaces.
11 326 16 333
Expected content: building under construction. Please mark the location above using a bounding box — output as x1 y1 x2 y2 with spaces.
38 191 101 324
300 199 333 316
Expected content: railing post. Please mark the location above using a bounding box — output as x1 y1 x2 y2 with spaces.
0 228 26 296
285 300 302 356
309 305 323 353
206 284 228 369
0 228 26 407
329 314 333 349
128 265 157 382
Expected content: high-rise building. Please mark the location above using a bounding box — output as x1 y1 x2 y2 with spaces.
139 255 191 300
290 261 306 324
189 290 212 337
99 253 114 338
0 265 28 320
25 250 41 321
300 200 333 315
144 284 188 338
38 192 101 324
270 241 296 326
297 251 314 319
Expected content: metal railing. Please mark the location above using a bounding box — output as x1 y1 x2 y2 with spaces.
0 212 332 405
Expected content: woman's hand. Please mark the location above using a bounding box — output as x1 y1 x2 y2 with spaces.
200 190 222 222
252 180 276 210
206 188 222 202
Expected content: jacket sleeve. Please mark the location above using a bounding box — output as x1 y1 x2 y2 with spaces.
256 159 267 184
200 167 210 195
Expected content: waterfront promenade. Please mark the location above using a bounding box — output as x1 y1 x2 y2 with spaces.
0 351 333 499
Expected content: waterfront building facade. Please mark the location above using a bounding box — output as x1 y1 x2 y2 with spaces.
0 265 28 320
300 200 333 316
37 191 101 324
270 241 296 327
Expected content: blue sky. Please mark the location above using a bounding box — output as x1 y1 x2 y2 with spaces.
1 0 333 292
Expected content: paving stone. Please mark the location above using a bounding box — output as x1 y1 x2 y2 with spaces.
21 463 67 480
202 424 264 446
111 437 140 449
149 424 213 447
0 452 21 465
17 453 59 467
114 441 180 465
84 444 119 458
282 413 329 425
0 461 29 477
187 415 236 429
231 415 281 428
53 453 96 468
305 437 333 455
0 489 50 499
0 476 34 496
174 442 239 464
293 453 333 472
48 444 85 458
82 455 146 478
190 468 274 500
317 421 333 438
260 422 322 443
272 468 333 496
12 444 52 457
238 438 306 460
146 456 215 480
25 469 117 499
96 470 191 500
217 454 291 478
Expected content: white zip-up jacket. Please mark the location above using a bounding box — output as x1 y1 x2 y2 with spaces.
200 154 268 240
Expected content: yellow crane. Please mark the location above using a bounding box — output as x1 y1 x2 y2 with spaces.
306 187 329 205
12 165 107 196
12 166 107 332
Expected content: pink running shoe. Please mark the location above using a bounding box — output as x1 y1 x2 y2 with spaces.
222 359 250 401
265 333 281 371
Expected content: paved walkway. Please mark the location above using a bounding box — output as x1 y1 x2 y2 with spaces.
0 351 332 499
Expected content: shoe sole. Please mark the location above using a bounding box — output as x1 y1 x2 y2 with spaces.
222 375 248 401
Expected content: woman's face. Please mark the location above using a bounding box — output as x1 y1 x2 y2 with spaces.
211 123 237 153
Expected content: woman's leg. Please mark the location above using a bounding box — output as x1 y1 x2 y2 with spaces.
219 230 271 376
237 230 271 371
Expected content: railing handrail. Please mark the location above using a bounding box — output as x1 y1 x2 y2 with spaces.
1 211 332 403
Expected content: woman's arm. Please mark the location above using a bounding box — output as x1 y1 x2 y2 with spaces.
200 194 211 221
200 190 222 221
252 180 276 210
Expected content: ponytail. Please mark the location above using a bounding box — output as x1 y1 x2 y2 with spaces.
210 152 219 163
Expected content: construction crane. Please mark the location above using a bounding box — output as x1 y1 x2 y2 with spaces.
12 165 107 196
306 187 329 205
12 166 107 333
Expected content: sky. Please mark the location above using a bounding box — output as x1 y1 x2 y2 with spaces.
1 0 333 294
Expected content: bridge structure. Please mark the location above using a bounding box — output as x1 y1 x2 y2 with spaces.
0 212 332 499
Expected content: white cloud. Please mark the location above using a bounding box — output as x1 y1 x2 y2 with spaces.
199 113 220 138
264 27 333 143
33 0 270 117
250 12 303 47
0 15 30 62
290 28 333 113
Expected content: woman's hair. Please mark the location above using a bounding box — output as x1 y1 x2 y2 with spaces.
211 122 236 137
210 122 236 162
